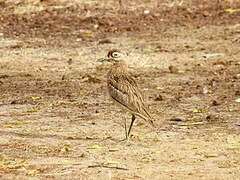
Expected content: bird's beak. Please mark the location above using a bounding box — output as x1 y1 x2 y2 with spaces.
97 58 105 62
97 58 110 62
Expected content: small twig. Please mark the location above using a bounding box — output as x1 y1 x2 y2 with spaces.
88 165 128 171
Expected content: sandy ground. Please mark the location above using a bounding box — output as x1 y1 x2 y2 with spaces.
0 0 240 179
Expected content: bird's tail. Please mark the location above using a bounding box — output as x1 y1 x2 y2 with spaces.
137 108 156 128
145 116 156 128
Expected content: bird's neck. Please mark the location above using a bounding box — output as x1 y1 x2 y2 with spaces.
114 60 127 67
111 60 128 74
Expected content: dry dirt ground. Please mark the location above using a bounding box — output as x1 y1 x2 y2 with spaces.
0 0 240 179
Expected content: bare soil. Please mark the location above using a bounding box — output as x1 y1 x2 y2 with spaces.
0 0 240 179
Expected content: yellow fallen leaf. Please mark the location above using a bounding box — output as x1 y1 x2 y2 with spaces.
12 160 27 165
94 24 99 29
61 160 72 164
109 148 120 152
14 7 22 13
132 132 144 137
116 108 123 112
38 146 52 152
139 169 150 175
211 127 224 130
136 122 145 126
31 97 40 100
32 1 40 5
179 126 188 129
224 8 234 12
136 165 144 169
38 102 53 107
204 153 218 158
15 121 27 125
40 127 52 131
227 145 240 150
154 137 162 142
224 8 240 13
4 125 14 128
24 50 33 55
27 170 37 175
56 25 71 30
0 153 5 158
79 91 87 95
227 139 240 144
218 163 232 168
0 160 5 165
26 109 38 113
60 145 70 152
188 126 197 129
187 118 203 121
69 99 76 102
141 156 153 162
192 145 200 149
83 31 93 34
179 126 197 129
103 160 120 165
103 135 112 139
155 87 164 90
87 145 104 149
47 103 53 107
192 109 202 113
78 52 85 56
155 150 166 153
57 101 68 104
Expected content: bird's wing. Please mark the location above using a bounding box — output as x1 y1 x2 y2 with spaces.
107 73 155 126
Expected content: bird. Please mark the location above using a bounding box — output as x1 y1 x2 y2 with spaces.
98 49 156 139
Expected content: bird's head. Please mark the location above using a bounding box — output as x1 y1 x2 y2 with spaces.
97 49 126 63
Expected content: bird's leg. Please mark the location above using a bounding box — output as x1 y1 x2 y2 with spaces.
127 114 136 138
124 115 128 140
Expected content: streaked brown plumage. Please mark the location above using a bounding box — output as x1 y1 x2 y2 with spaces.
99 49 155 139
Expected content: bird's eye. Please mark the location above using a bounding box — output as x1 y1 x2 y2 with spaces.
112 52 122 57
